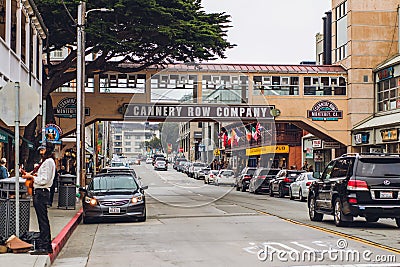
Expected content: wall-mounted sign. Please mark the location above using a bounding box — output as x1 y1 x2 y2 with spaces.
307 100 343 121
121 103 275 121
45 124 63 144
323 141 340 149
246 145 289 156
381 128 398 142
354 132 370 145
312 139 322 148
314 152 324 162
54 97 90 118
377 66 394 81
0 130 8 143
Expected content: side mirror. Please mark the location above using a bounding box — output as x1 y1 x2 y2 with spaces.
141 185 148 190
313 171 321 179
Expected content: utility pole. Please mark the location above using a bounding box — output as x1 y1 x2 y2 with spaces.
76 1 86 187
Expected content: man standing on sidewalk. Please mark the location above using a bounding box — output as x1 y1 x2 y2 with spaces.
0 158 9 179
22 142 56 255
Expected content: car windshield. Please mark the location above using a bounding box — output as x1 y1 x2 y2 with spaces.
246 169 256 175
156 161 165 164
89 176 138 191
193 163 206 167
221 171 234 176
356 158 400 177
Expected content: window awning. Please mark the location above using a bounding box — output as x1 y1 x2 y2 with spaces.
353 112 400 131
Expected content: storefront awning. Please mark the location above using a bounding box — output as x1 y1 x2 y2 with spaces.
353 112 400 130
0 128 34 149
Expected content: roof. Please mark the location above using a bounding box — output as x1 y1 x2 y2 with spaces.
119 63 347 74
353 112 400 130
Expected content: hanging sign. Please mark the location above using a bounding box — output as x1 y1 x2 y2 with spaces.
45 124 63 144
307 100 343 121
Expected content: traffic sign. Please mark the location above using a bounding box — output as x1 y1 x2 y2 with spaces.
213 148 220 156
0 82 40 126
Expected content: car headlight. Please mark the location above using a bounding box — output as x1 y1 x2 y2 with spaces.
132 194 144 204
85 196 98 206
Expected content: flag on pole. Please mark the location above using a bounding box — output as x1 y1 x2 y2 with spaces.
245 128 251 141
252 126 258 141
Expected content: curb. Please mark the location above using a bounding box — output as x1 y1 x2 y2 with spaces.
49 207 83 264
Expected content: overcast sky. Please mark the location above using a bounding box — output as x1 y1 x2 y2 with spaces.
201 0 331 65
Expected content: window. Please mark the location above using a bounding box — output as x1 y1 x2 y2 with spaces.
304 77 346 96
125 148 131 152
125 141 131 146
100 74 145 93
20 12 26 63
151 74 197 103
10 0 16 52
125 135 131 140
335 1 348 62
202 74 248 104
114 142 122 147
377 77 398 112
114 148 122 154
115 135 122 141
135 136 141 140
253 76 299 96
0 0 5 40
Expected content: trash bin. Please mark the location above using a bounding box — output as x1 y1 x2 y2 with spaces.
0 177 30 239
58 174 76 210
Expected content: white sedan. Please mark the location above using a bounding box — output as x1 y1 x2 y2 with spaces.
145 158 153 164
289 172 316 201
204 170 219 184
215 169 235 186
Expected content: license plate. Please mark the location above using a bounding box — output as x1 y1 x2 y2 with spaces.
109 207 120 213
380 191 393 199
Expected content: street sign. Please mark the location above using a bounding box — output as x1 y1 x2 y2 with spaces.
0 82 40 126
214 148 220 156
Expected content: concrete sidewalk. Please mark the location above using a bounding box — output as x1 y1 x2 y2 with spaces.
0 194 83 267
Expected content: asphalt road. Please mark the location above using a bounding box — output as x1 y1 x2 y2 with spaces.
53 164 400 267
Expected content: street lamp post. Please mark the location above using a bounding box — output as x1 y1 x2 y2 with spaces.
76 2 113 187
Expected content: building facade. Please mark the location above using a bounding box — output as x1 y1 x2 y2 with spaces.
0 0 47 165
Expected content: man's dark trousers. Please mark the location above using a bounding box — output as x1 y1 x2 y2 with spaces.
33 189 52 250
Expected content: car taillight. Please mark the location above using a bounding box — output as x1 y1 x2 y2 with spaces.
258 175 266 179
210 174 214 178
347 179 369 191
348 197 358 204
244 175 251 179
283 177 291 183
306 181 312 187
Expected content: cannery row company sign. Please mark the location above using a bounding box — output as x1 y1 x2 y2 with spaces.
307 100 343 121
54 97 90 118
120 103 278 121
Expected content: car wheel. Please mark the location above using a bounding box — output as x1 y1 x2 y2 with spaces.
289 188 295 200
308 196 323 221
365 216 379 223
204 179 207 184
299 189 306 202
236 184 240 191
334 198 349 227
269 185 274 197
395 218 400 228
137 208 146 222
241 182 246 192
82 214 93 224
278 184 285 198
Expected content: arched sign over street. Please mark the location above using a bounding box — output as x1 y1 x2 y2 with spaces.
121 103 277 121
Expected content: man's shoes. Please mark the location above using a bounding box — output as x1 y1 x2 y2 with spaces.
29 248 50 255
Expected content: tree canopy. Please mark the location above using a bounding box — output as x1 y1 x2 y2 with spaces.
36 0 235 96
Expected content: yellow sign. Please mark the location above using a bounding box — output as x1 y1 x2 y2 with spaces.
214 148 220 156
246 145 289 156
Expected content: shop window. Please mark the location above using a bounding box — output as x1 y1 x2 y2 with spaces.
253 75 298 96
304 76 346 96
0 0 5 40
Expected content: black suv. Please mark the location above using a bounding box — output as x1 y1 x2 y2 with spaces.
235 167 257 192
269 169 305 197
308 153 400 227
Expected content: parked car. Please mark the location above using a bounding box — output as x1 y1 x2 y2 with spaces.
204 170 219 184
215 169 235 186
194 167 210 180
176 160 187 172
248 168 280 194
173 158 187 170
154 160 167 171
190 162 207 178
235 167 257 192
183 162 193 175
289 172 316 201
145 158 153 164
269 169 305 198
152 154 166 165
308 153 400 227
81 173 147 223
